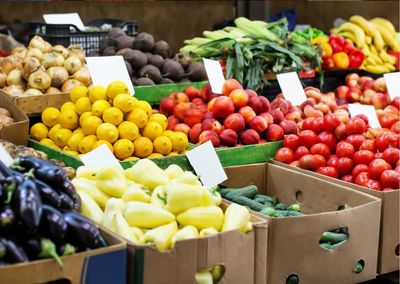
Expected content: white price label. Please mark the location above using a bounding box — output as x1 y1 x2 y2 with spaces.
277 72 307 106
0 145 13 167
383 72 400 100
348 104 381 128
202 58 225 94
80 144 123 170
43 13 85 30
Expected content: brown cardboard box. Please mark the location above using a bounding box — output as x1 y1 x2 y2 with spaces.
0 90 28 145
224 162 382 284
126 202 268 284
0 228 127 284
270 160 399 275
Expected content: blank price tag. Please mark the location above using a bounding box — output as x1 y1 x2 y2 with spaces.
276 72 307 106
80 144 123 170
86 56 135 96
348 104 381 128
383 72 400 100
43 13 85 30
0 145 13 167
186 141 227 188
203 58 225 94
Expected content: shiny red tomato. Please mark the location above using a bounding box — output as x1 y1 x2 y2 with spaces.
365 179 382 190
380 170 400 189
309 117 325 134
336 157 354 176
341 175 354 183
324 113 341 132
283 134 299 150
275 147 295 164
327 155 339 168
375 152 384 159
335 123 347 140
368 158 392 179
382 148 400 166
352 164 369 178
298 130 318 149
299 154 319 170
317 131 337 152
294 146 310 160
310 143 331 159
346 134 365 151
301 117 314 131
353 150 375 165
355 172 370 186
355 114 369 126
314 154 327 168
316 166 339 178
345 117 367 135
375 132 399 152
359 139 376 152
336 141 355 158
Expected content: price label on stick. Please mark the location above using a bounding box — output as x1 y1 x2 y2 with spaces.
348 104 381 128
202 58 225 94
0 145 13 167
383 72 400 100
86 56 135 96
276 72 307 106
80 144 123 170
186 141 227 188
43 13 85 30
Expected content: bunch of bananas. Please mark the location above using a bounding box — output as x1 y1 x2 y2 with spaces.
334 15 399 74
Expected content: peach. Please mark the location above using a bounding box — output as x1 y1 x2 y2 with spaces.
372 77 387 93
384 105 399 114
170 92 189 103
173 102 191 121
392 97 400 109
184 86 201 101
336 85 349 100
224 113 245 133
219 129 238 147
160 97 177 116
258 96 271 113
390 121 400 133
268 109 285 124
334 109 350 124
304 105 323 118
300 98 316 111
248 96 263 114
239 106 257 124
204 112 214 119
229 89 249 109
201 82 218 102
201 118 223 134
314 103 330 114
184 108 205 127
189 123 202 143
207 97 217 112
174 123 190 135
279 119 299 135
259 112 274 125
285 110 302 123
371 92 390 109
198 130 220 146
361 79 374 91
192 97 206 106
240 129 260 145
278 100 291 115
222 79 243 96
305 88 322 102
265 124 284 141
245 89 258 99
346 86 361 103
249 116 269 133
379 113 399 129
212 96 235 119
167 115 179 130
271 97 284 109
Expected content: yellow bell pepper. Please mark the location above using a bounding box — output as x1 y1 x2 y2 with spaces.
222 203 250 234
171 225 198 248
209 187 221 206
177 206 224 231
122 183 151 203
72 177 110 209
195 270 213 284
311 36 333 57
124 201 175 229
130 226 144 242
75 166 100 180
171 171 201 186
124 159 169 190
140 221 178 252
114 211 140 244
164 164 184 180
199 227 219 237
163 183 205 214
151 186 167 207
199 187 216 207
96 165 127 197
103 198 125 231
78 191 104 224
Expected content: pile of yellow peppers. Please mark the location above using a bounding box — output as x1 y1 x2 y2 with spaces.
72 159 252 252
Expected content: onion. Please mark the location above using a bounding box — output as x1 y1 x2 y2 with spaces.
11 46 27 55
47 66 69 87
0 70 6 88
0 56 23 74
64 56 82 75
7 69 23 86
72 67 91 86
14 49 27 60
68 45 85 63
23 88 43 96
61 79 84 93
45 87 62 94
43 41 52 53
28 70 51 91
29 35 46 52
3 85 24 96
26 48 43 60
22 57 41 80
51 45 68 59
41 52 65 69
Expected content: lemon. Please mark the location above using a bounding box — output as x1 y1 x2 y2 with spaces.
82 116 102 135
78 135 98 154
89 85 107 102
163 130 174 140
75 97 92 115
149 113 168 131
61 102 76 112
179 149 189 154
125 108 148 129
59 109 79 130
30 123 49 141
118 121 139 141
41 107 60 128
114 139 134 160
167 151 179 156
48 124 62 141
73 128 84 135
67 133 84 151
93 140 114 153
103 107 123 126
147 153 163 159
40 138 56 147
54 128 72 147
64 150 79 156
124 156 140 161
70 85 88 102
96 123 119 143
170 132 188 152
91 99 111 117
153 136 172 155
142 121 163 141
107 80 129 100
136 100 152 117
79 111 93 126
133 136 153 158
113 93 135 113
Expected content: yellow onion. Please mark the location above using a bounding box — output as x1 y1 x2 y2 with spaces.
11 46 27 55
14 49 27 60
41 52 65 69
22 57 41 80
26 48 43 60
64 56 82 75
72 67 91 86
68 45 85 63
45 87 62 94
7 69 23 86
29 35 46 52
61 79 84 93
43 41 52 53
47 66 69 87
3 84 24 96
0 56 23 74
28 70 51 91
51 45 68 59
23 88 43 96
0 70 6 88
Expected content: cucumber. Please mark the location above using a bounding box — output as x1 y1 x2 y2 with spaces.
274 203 287 210
218 187 233 198
287 204 300 212
319 243 333 250
275 210 304 217
225 185 258 200
254 194 277 205
254 199 274 208
353 261 364 273
330 239 347 249
320 232 348 244
260 207 277 217
230 195 264 212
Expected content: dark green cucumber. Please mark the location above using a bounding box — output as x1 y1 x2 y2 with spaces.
354 261 364 273
319 243 333 250
254 194 277 205
218 187 233 198
287 204 301 212
320 232 348 244
275 210 304 217
274 203 287 210
225 185 258 200
230 195 264 212
260 207 277 217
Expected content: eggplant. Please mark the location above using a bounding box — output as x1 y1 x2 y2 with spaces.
0 237 28 263
40 205 68 240
35 179 62 209
0 204 16 231
0 239 6 258
63 212 107 249
62 180 81 211
23 237 41 260
0 174 21 204
59 192 74 211
21 236 63 267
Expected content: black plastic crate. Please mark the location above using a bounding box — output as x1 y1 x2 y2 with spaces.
28 18 138 55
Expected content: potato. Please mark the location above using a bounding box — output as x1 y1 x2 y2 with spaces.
0 114 15 126
0 107 11 117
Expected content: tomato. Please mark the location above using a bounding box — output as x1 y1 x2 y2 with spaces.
335 123 347 140
317 131 337 152
290 160 300 167
352 164 369 178
336 141 355 158
301 117 314 130
368 158 392 179
365 179 382 190
375 132 399 152
314 154 327 168
310 143 331 159
298 130 318 149
355 114 369 125
359 139 376 152
353 150 375 165
341 175 354 183
382 148 400 166
324 113 341 132
337 157 354 176
375 152 384 159
379 113 399 129
299 154 319 170
391 121 400 133
274 147 295 164
346 134 365 151
309 117 325 134
355 172 370 186
327 155 339 168
316 166 339 178
283 134 299 150
345 117 367 135
294 146 310 160
380 170 400 189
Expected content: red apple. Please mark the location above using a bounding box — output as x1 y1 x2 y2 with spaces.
391 121 400 133
324 113 341 132
391 97 400 109
265 124 284 141
224 113 245 133
301 117 315 131
212 96 235 119
173 123 190 135
249 116 269 133
222 79 243 96
240 129 260 145
335 123 347 140
160 97 177 116
188 123 202 143
379 113 399 129
309 117 325 134
198 130 220 146
239 106 257 124
219 129 238 147
229 89 249 109
184 108 205 127
201 118 223 134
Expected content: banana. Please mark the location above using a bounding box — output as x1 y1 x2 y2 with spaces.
372 22 400 51
364 64 389 74
337 22 366 48
338 31 357 43
384 62 396 72
379 49 396 65
368 22 385 51
365 56 377 65
362 44 371 55
369 52 384 64
369 44 378 55
349 15 374 36
365 36 372 45
370 18 396 36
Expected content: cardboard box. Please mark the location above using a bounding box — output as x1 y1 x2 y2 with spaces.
0 228 127 284
0 90 28 145
271 160 399 275
223 162 382 284
125 202 268 284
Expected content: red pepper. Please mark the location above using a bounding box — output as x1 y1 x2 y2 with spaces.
322 56 335 70
342 40 355 54
387 50 400 70
348 49 365 69
328 34 345 53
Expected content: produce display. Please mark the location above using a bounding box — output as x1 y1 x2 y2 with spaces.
72 159 252 252
0 35 91 96
0 106 15 129
100 29 207 86
29 81 189 160
195 265 224 284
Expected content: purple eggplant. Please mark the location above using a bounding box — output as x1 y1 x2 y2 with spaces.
40 205 68 240
0 237 28 263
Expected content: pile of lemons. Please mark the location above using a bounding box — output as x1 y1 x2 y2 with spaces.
30 81 188 161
